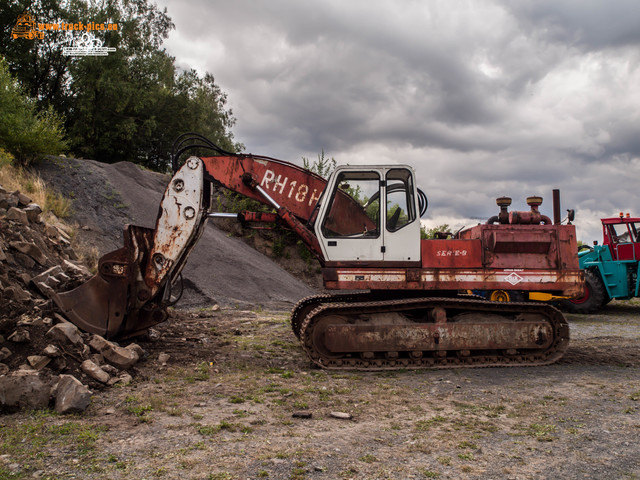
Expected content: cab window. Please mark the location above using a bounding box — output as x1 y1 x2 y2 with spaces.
630 222 640 242
609 223 631 243
386 169 415 232
321 172 380 238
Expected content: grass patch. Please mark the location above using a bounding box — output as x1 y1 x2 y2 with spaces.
453 401 506 418
45 190 73 218
125 395 154 422
526 423 557 442
0 413 108 462
0 160 73 218
420 469 440 478
193 421 253 436
359 454 378 463
415 415 447 431
458 441 478 449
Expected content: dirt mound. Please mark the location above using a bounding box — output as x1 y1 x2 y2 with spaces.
36 157 316 310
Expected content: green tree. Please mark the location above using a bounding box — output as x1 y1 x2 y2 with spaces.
421 223 452 239
0 58 66 165
1 0 239 171
0 0 77 108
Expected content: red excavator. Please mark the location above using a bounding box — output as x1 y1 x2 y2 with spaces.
50 134 583 370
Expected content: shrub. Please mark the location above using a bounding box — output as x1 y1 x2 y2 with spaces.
0 58 67 166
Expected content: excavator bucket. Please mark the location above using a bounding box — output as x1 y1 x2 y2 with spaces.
48 225 167 339
49 157 207 340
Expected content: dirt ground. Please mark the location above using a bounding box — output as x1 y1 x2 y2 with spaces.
1 301 639 480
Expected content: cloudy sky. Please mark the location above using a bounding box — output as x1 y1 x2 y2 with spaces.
155 0 640 243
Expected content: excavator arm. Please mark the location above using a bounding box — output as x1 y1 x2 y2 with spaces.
51 157 208 339
50 147 372 339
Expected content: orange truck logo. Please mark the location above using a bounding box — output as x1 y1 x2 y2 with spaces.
11 13 44 40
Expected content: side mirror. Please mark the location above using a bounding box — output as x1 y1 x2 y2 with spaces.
566 209 575 224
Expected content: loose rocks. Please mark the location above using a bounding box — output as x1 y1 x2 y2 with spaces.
0 181 144 413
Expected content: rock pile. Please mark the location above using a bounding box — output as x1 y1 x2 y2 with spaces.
0 185 144 413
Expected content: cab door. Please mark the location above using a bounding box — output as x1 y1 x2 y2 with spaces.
608 223 636 261
316 168 384 262
382 168 421 262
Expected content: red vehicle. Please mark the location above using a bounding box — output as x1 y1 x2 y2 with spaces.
50 134 582 370
562 213 640 313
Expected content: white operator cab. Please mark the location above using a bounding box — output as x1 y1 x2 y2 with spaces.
315 165 422 263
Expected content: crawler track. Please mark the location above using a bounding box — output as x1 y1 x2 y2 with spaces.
297 296 569 370
291 293 374 338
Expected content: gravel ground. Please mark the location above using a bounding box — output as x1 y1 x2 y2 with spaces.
1 301 639 480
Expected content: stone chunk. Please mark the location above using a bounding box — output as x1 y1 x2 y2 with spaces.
80 360 110 383
107 372 132 386
27 355 51 370
5 207 28 224
158 352 170 365
125 343 145 359
16 314 42 327
43 345 61 357
9 241 47 266
100 364 119 375
3 285 31 302
0 363 8 375
55 375 91 413
32 266 63 287
23 203 42 223
0 193 18 209
0 347 12 361
14 252 35 269
47 322 84 347
8 329 30 343
330 411 353 420
88 335 139 369
45 224 59 238
13 191 32 206
62 260 91 277
292 412 312 419
0 371 53 410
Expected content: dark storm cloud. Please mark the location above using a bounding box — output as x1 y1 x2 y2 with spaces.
505 0 640 51
157 0 640 241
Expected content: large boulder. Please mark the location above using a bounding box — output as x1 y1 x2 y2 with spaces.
0 370 54 411
55 375 91 414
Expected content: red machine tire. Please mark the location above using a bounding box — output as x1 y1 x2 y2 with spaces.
560 270 606 314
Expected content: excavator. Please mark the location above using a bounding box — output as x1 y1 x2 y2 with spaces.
49 134 583 370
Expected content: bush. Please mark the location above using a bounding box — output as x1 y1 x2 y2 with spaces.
0 58 67 166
